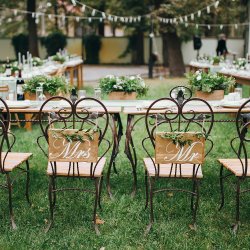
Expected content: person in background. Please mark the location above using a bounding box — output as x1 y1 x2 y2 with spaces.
216 34 228 57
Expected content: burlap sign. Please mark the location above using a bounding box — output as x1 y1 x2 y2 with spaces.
155 132 205 164
48 129 98 162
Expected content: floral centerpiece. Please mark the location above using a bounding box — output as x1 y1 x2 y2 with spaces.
233 58 247 70
23 75 71 100
52 53 66 64
99 75 148 100
211 56 224 65
186 70 235 100
32 57 43 67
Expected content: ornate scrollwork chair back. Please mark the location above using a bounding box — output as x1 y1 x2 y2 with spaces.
37 96 111 234
0 98 32 229
234 99 250 177
142 87 214 234
218 99 250 233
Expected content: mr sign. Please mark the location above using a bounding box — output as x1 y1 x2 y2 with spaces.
48 129 98 163
155 132 205 164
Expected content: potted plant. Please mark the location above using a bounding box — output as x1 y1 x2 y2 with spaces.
233 58 247 70
186 71 235 100
99 75 148 100
211 56 223 66
23 75 71 100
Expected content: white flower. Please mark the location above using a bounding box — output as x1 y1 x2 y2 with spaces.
106 75 115 79
195 70 200 75
130 76 135 80
196 75 202 81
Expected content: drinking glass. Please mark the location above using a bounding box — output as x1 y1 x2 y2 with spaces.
94 88 101 100
234 87 242 99
36 87 45 102
8 90 15 101
78 90 86 99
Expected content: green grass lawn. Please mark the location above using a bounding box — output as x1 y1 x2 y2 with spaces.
1 78 250 249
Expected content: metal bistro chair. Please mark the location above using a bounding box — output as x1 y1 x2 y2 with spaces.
0 85 20 128
218 99 250 233
0 98 32 229
37 96 111 234
142 86 214 234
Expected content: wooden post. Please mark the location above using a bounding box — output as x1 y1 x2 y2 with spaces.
24 114 33 131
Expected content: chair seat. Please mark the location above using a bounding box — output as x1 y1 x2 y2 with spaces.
1 152 32 172
47 157 106 177
218 159 250 176
143 158 203 178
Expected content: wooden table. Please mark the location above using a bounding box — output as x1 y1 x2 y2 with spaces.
220 72 250 86
189 64 210 73
65 62 84 89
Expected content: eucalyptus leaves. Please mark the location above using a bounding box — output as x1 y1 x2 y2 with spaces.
53 128 97 143
160 131 206 147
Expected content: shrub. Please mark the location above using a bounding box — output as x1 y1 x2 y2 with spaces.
83 34 101 64
42 31 67 56
11 34 29 58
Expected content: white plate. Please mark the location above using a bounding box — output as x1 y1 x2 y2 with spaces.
221 100 250 108
5 101 31 109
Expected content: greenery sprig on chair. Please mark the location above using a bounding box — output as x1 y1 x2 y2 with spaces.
160 131 206 147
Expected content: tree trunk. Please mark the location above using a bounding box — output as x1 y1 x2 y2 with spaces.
54 4 59 29
162 33 169 67
132 30 144 65
27 0 39 56
165 31 185 77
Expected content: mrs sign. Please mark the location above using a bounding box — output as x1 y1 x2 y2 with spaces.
48 129 99 163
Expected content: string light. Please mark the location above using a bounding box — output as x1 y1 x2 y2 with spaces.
91 9 96 16
81 5 86 12
71 0 76 6
0 3 247 28
214 1 220 8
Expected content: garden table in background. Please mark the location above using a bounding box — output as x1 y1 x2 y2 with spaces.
64 59 84 89
123 100 250 196
1 101 122 198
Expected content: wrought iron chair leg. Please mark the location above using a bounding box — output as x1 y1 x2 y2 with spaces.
98 176 103 210
131 163 137 198
52 177 56 207
6 173 17 230
219 165 225 211
191 179 200 230
113 162 118 175
25 160 31 206
45 176 54 233
145 170 149 210
93 178 100 236
145 176 154 236
190 180 196 212
232 178 241 234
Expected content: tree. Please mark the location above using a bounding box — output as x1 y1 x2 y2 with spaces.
27 0 39 56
